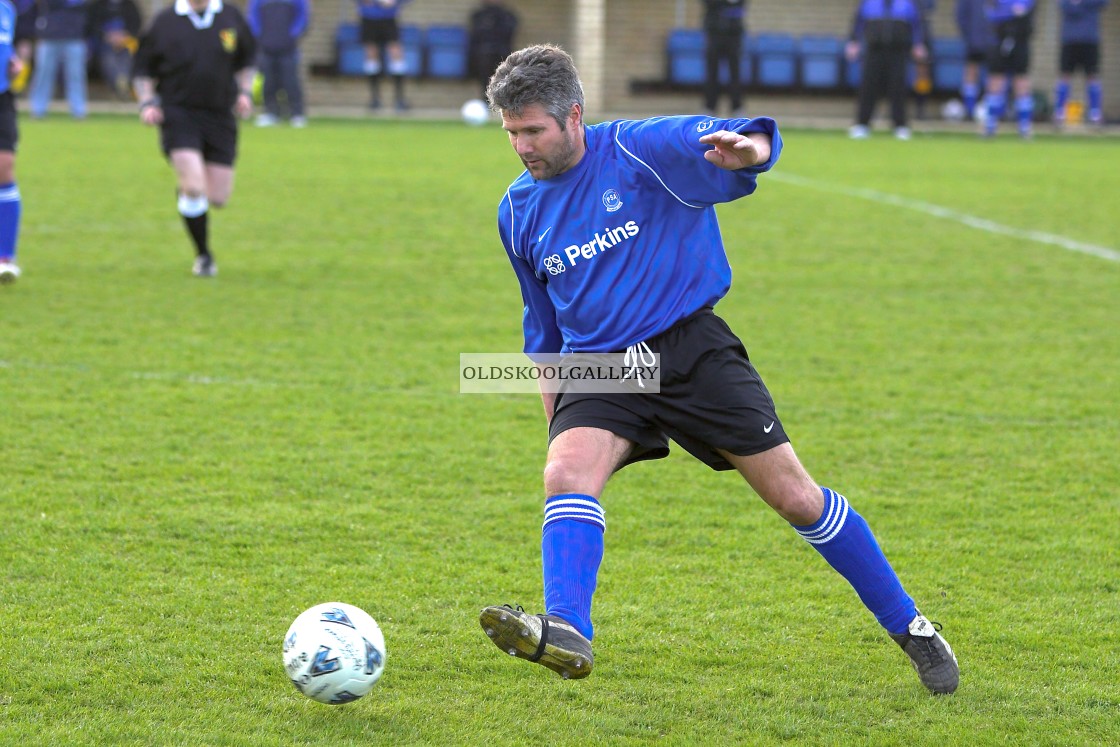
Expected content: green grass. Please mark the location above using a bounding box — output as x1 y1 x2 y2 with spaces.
1 115 1118 746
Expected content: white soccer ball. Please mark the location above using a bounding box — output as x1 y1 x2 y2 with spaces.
941 98 966 122
460 98 490 126
283 602 386 705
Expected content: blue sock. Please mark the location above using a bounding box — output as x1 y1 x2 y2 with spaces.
792 488 916 635
985 92 1005 135
1054 80 1071 118
1088 81 1103 119
541 493 604 640
0 182 19 261
961 83 980 117
1016 94 1034 135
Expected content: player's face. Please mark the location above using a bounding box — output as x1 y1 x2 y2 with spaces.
501 103 584 181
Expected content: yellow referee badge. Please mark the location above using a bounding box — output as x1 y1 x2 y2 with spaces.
220 28 237 52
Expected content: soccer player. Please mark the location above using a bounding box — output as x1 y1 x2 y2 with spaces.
845 0 928 140
701 0 748 117
955 0 995 120
131 0 257 278
1053 0 1109 128
1 0 24 283
478 44 959 695
355 0 410 111
982 0 1036 138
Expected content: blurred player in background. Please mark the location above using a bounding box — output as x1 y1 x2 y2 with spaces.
132 0 256 277
846 0 928 139
1053 0 1109 128
467 0 517 99
27 0 89 119
1 0 24 283
356 0 409 111
247 0 310 127
701 0 748 116
478 44 959 696
982 0 1036 137
955 0 995 119
87 0 142 100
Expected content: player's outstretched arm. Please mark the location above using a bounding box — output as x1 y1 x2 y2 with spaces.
699 130 771 171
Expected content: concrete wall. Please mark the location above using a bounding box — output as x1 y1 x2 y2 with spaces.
218 0 1120 119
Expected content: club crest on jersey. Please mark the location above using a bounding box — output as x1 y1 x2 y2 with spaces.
697 119 716 133
220 28 237 52
602 189 623 213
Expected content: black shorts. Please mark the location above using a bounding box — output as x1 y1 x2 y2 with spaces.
0 93 16 152
361 18 400 45
1060 42 1100 76
988 33 1031 75
548 308 790 472
159 105 238 166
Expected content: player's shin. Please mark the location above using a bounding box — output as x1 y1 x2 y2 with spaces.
541 493 604 641
177 192 210 257
0 182 20 261
792 487 917 636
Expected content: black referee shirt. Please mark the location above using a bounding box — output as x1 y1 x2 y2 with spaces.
133 0 256 111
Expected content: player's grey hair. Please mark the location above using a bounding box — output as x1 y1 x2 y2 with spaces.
485 44 585 130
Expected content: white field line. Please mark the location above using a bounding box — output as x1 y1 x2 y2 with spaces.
769 171 1120 263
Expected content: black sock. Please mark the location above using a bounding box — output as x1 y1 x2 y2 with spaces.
182 211 210 257
393 74 405 102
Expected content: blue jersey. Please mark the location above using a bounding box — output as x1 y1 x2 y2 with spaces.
0 0 14 95
498 114 781 355
985 0 1035 24
355 0 407 21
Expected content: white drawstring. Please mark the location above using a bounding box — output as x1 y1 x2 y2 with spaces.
621 341 656 389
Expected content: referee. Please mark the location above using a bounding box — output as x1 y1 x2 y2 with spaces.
132 0 256 277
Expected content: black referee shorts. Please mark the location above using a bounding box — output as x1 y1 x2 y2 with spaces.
548 308 790 472
160 104 238 166
0 93 17 153
361 18 400 45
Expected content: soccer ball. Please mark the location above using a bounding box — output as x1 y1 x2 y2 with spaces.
941 98 966 122
460 98 490 127
283 602 386 705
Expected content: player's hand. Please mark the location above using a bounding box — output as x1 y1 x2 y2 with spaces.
845 40 861 62
234 91 253 120
139 104 163 126
699 130 769 170
7 54 22 80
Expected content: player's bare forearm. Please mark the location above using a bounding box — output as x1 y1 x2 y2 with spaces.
699 130 771 170
133 76 154 104
234 67 256 119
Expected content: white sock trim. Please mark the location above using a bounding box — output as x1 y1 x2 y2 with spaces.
177 193 209 218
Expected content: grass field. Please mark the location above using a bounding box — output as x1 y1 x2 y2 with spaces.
1 114 1118 746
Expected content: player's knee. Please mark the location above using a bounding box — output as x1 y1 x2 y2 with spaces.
542 457 593 497
768 483 825 525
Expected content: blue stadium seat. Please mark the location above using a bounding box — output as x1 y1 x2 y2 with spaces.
336 23 364 76
336 22 360 46
666 28 706 86
754 33 797 88
799 35 843 89
400 25 423 77
425 25 468 78
932 37 967 92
